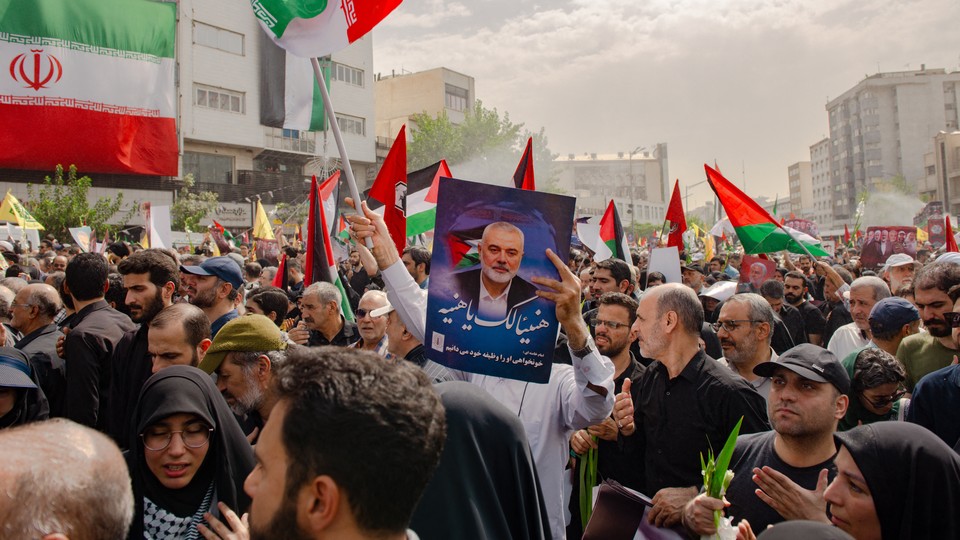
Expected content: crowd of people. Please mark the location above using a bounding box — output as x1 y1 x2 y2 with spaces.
0 208 958 540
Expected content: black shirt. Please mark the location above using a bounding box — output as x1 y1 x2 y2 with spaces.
779 303 807 346
796 300 827 342
725 431 836 531
307 317 359 347
598 356 647 491
625 350 770 494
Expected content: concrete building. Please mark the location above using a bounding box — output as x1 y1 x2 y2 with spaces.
0 0 377 235
553 145 669 226
809 138 833 229
924 131 960 215
788 161 813 219
375 67 476 139
825 67 960 223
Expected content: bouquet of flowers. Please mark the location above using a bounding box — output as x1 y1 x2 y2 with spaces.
699 417 743 540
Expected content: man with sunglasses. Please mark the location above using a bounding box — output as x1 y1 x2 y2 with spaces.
353 290 391 357
896 262 960 391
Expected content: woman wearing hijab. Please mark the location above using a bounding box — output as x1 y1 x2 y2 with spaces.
0 346 49 428
410 381 549 540
128 365 254 540
825 422 960 539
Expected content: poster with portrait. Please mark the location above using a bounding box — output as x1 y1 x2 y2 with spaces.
783 219 819 238
425 177 576 383
737 255 776 294
859 226 918 269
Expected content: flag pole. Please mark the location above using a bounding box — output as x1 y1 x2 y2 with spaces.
310 57 373 249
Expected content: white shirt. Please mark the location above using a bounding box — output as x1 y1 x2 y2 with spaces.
828 322 870 360
478 277 511 321
382 262 615 540
718 348 778 402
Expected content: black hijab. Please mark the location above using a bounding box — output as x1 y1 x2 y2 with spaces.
835 422 960 540
0 347 49 428
411 382 549 540
127 366 254 539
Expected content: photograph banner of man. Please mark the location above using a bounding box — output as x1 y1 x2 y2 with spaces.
425 177 575 383
737 255 776 294
860 226 918 269
783 218 819 238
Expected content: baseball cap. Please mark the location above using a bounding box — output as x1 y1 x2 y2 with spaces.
181 256 244 290
198 314 287 374
868 297 920 336
682 263 705 274
883 253 919 271
369 302 395 318
753 343 851 394
0 348 37 389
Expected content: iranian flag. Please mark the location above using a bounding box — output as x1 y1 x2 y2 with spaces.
260 37 328 131
252 0 404 58
597 200 630 262
705 164 829 256
304 174 354 320
0 0 178 176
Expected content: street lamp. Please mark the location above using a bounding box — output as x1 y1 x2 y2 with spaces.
628 146 646 232
684 179 708 210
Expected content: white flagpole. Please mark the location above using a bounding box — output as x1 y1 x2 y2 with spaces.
310 57 373 249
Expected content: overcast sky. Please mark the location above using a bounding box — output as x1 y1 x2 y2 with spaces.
372 0 960 209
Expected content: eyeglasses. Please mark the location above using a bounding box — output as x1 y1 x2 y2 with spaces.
590 318 630 330
141 425 214 451
355 308 384 319
861 388 907 409
943 312 960 328
9 302 34 309
711 320 763 333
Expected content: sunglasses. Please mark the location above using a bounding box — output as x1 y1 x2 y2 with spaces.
862 388 907 409
355 308 383 319
943 312 960 328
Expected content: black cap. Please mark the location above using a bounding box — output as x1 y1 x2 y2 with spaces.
682 263 705 274
753 343 851 394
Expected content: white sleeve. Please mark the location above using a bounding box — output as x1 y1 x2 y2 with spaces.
559 347 616 429
382 261 427 344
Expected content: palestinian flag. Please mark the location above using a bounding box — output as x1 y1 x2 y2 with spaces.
251 0 404 59
513 137 536 190
597 200 630 262
210 220 233 254
304 175 354 320
665 180 686 249
0 0 177 175
260 37 328 131
705 164 828 256
448 235 480 269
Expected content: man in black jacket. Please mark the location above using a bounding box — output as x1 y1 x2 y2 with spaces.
11 283 64 416
62 253 135 430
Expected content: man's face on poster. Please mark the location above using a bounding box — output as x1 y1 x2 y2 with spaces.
897 231 906 243
479 224 524 285
880 230 888 243
750 263 766 287
867 230 875 242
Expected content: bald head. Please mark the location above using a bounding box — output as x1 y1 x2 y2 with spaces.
0 419 133 539
648 282 704 336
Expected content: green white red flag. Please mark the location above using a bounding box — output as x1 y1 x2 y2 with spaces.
251 0 403 58
0 0 178 175
597 200 630 262
705 164 828 257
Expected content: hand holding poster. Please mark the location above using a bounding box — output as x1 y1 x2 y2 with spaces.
425 178 575 383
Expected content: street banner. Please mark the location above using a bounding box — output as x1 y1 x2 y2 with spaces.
0 0 177 175
860 226 917 269
425 177 575 383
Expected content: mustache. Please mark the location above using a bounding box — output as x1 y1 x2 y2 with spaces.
923 317 946 326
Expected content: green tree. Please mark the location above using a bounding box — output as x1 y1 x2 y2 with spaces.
407 110 463 170
272 200 308 227
25 164 137 241
170 174 219 232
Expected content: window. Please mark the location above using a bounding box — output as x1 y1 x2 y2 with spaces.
333 63 364 87
445 84 468 112
193 22 244 55
195 85 244 113
335 114 365 136
183 152 234 184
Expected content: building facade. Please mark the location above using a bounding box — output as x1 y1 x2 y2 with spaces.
809 138 833 229
825 67 960 222
553 145 669 226
375 67 476 139
787 161 813 219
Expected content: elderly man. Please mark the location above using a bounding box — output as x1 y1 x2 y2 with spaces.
369 301 453 384
354 290 391 356
198 315 289 436
204 347 447 540
288 281 359 347
683 344 851 535
681 263 706 293
453 221 538 322
827 276 891 360
147 303 212 373
180 256 244 337
714 293 778 400
10 283 65 416
0 419 134 539
882 253 919 293
838 297 920 370
613 284 770 528
897 261 960 391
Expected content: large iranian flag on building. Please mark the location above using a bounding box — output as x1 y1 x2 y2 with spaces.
0 0 178 176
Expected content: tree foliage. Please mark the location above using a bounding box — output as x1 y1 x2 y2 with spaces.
170 174 219 232
407 100 555 186
272 200 308 226
25 164 137 241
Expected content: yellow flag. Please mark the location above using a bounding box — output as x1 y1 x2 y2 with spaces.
917 227 929 243
704 234 715 262
0 191 44 230
253 200 275 240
